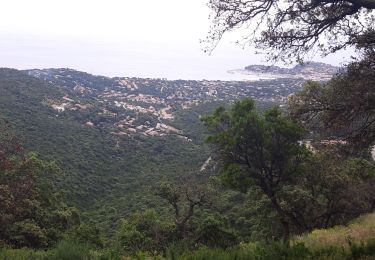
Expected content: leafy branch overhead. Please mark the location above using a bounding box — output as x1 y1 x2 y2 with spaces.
205 0 375 62
288 46 375 149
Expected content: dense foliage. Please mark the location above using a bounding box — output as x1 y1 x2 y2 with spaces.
0 65 374 258
202 98 375 242
0 68 212 233
202 99 309 240
289 48 375 150
0 121 78 248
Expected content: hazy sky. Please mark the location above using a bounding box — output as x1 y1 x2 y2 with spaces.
0 0 352 80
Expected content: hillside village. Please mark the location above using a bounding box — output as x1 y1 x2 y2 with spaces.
26 68 305 140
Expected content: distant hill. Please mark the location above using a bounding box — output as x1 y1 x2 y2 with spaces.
245 61 339 74
229 62 340 80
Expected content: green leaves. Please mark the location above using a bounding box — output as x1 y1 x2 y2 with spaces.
203 98 313 240
288 50 375 150
114 209 174 255
0 126 78 249
204 97 307 187
219 164 254 193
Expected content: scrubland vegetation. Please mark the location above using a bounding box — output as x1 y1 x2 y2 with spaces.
1 0 375 259
1 213 375 259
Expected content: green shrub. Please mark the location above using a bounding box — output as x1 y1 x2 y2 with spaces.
350 238 375 259
0 247 48 260
166 241 194 260
67 222 105 249
49 239 90 260
94 248 122 260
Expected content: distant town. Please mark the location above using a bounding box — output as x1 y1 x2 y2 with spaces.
26 63 339 140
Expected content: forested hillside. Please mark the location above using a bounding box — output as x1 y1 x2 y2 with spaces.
2 0 375 258
0 68 212 231
0 68 305 232
1 49 375 259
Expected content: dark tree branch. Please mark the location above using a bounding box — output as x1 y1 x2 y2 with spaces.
205 0 375 62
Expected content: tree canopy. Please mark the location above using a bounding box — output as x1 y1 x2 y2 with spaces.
0 120 79 248
156 181 213 240
288 46 375 150
202 98 308 241
205 0 375 62
202 98 375 242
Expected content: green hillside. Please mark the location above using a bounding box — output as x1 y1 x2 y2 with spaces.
0 68 211 230
1 66 373 259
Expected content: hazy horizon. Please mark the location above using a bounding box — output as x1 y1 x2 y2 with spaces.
1 0 353 81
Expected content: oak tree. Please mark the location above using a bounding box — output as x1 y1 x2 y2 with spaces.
202 98 308 241
156 181 212 240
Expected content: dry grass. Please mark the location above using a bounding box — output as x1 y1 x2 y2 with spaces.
293 212 375 249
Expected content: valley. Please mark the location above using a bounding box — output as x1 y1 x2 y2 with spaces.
2 0 375 257
0 67 325 232
26 68 304 140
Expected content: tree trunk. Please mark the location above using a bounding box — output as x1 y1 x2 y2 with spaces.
176 222 186 240
280 218 290 244
269 196 291 243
